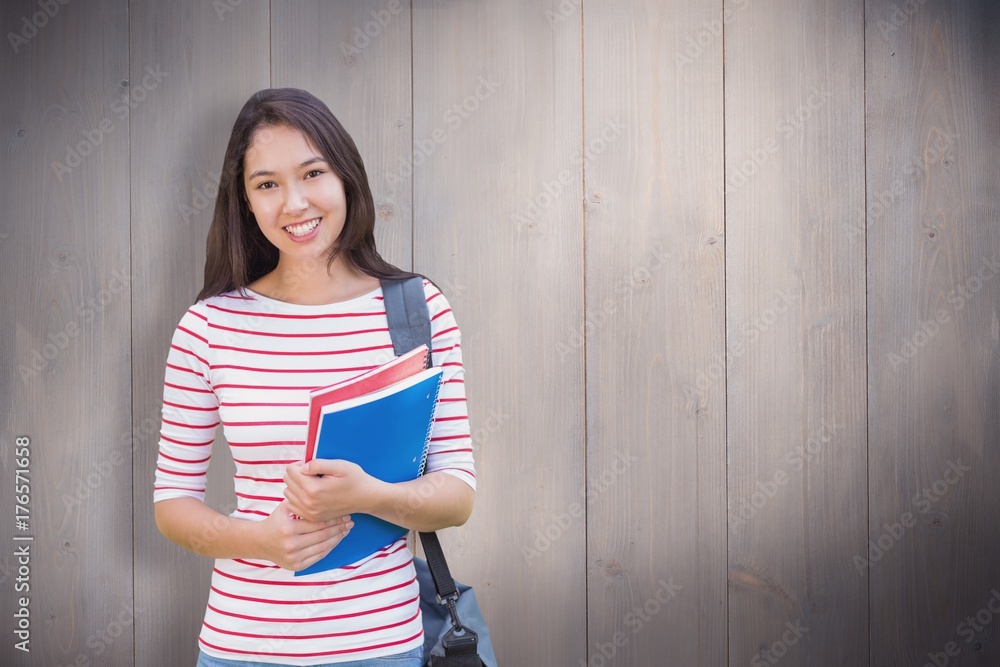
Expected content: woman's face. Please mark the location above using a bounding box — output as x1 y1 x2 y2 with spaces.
242 124 347 266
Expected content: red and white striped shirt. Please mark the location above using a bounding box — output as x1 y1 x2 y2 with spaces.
153 279 476 664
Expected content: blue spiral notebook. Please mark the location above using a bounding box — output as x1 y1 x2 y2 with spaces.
294 366 444 576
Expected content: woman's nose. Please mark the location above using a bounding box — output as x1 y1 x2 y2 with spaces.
283 185 308 215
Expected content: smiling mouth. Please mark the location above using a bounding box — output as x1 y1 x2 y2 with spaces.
284 218 320 237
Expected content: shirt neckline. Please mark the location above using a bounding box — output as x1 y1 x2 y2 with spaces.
239 285 383 310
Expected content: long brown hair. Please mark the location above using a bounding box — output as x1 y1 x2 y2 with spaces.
197 88 418 301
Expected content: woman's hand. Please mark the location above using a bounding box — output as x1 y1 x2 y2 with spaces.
282 461 475 533
255 499 353 571
283 459 382 523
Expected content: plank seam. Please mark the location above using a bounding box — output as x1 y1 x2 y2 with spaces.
721 1 730 666
129 1 136 665
409 0 415 272
580 0 589 663
862 0 871 663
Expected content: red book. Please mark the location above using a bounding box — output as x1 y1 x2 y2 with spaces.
303 345 430 461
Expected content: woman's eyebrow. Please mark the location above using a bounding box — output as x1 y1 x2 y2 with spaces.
247 156 327 181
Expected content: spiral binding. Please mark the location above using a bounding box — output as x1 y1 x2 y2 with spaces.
416 367 444 478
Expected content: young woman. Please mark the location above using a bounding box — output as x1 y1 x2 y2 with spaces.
153 88 476 666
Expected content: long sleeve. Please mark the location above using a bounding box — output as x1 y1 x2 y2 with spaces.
153 303 220 503
422 281 477 491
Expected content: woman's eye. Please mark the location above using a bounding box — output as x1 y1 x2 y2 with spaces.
255 170 321 189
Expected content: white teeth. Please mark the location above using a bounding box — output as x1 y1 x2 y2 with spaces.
285 218 320 236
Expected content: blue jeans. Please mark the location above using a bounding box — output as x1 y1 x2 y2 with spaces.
195 645 423 667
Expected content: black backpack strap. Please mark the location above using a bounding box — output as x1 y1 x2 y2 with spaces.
422 531 480 658
418 529 458 601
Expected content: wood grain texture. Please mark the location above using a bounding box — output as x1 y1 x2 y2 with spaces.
583 0 727 664
865 0 1000 664
271 0 413 270
129 1 269 665
725 0 868 664
410 1 586 663
0 0 132 664
3 1 999 664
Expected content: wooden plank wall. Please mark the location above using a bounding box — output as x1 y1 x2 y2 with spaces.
866 1 1000 665
409 2 587 663
725 0 869 664
1 1 997 666
584 0 726 664
129 2 269 665
0 0 134 665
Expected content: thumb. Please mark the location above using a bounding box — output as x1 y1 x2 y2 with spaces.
304 458 340 476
